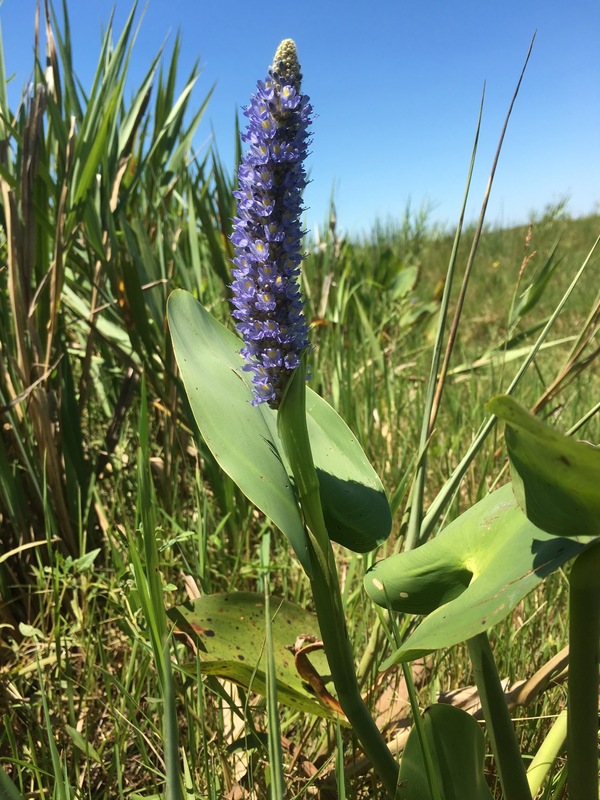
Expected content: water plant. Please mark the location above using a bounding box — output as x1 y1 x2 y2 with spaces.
169 39 400 794
1 5 599 798
169 37 600 800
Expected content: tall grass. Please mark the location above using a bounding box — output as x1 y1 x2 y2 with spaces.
0 3 598 799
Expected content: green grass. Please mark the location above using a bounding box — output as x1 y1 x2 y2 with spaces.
0 4 598 799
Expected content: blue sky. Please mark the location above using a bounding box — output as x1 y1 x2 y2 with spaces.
2 0 599 235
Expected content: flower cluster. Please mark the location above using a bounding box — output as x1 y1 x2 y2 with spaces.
230 39 312 408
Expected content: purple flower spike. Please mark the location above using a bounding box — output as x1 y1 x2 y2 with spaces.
230 39 312 409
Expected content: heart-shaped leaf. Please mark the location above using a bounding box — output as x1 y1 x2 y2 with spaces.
364 484 595 665
167 290 391 562
169 592 345 722
487 395 600 537
398 704 494 800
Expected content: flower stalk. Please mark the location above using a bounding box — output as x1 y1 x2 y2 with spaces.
278 363 400 797
231 41 400 795
467 633 532 800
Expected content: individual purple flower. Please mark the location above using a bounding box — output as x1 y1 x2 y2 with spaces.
230 39 312 409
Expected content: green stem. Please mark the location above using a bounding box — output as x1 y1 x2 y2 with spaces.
467 633 532 800
307 542 399 797
567 541 600 800
526 708 567 798
357 614 383 687
278 364 399 797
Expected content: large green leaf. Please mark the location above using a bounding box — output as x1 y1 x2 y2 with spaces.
167 290 391 563
306 389 391 551
169 592 345 722
168 289 310 570
488 395 600 537
364 484 595 665
398 704 494 800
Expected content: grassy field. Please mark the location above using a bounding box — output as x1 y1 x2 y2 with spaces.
0 6 598 800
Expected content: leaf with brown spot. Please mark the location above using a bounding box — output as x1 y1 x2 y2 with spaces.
170 592 348 722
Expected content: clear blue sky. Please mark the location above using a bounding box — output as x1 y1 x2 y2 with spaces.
2 0 599 235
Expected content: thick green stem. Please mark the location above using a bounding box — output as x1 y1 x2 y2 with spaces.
467 633 532 800
278 365 399 797
567 541 600 800
308 542 400 797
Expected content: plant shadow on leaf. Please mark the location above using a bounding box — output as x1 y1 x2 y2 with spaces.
317 469 391 552
488 395 600 538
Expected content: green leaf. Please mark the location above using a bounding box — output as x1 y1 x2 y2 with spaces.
167 290 391 563
365 484 594 665
169 592 346 722
69 87 121 212
488 395 600 537
19 623 44 639
71 548 101 572
0 767 24 800
398 704 494 800
390 265 419 300
306 389 391 552
65 724 102 764
167 289 310 572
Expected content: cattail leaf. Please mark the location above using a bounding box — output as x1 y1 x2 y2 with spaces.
0 766 24 800
365 484 594 666
69 88 120 213
193 174 232 287
488 395 600 537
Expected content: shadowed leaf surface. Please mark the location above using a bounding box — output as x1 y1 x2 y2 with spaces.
488 395 600 537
